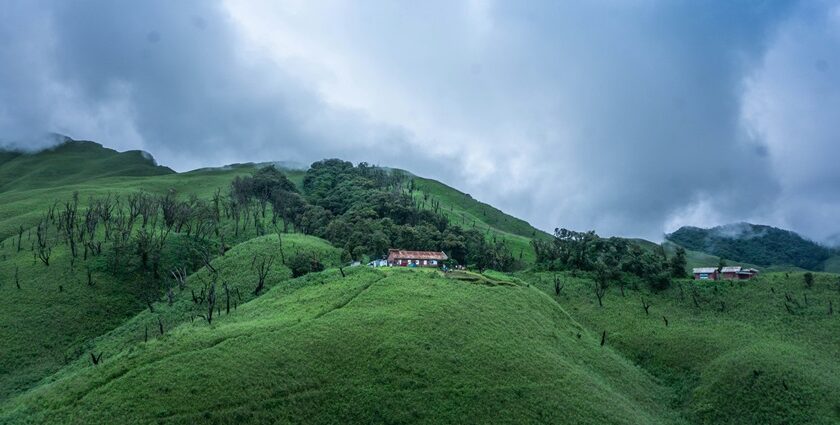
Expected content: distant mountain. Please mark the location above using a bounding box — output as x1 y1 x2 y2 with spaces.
666 223 836 270
0 137 174 193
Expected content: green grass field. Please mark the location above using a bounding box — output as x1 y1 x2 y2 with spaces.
517 270 840 424
0 267 681 424
1 141 839 424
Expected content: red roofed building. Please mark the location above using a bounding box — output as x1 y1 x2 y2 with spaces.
387 249 448 268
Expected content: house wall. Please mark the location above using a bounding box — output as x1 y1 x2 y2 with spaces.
390 258 441 267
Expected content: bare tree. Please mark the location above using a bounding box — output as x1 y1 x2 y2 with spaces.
600 330 606 347
167 283 175 306
14 265 20 289
90 352 103 365
36 219 51 266
223 282 231 314
554 275 564 296
199 281 217 325
16 225 24 252
662 316 669 326
252 254 275 295
641 297 652 315
170 266 188 291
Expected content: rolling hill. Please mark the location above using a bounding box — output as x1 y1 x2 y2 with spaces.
666 223 837 271
0 140 838 424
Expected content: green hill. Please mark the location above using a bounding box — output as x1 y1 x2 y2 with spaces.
518 270 840 424
0 138 174 193
1 140 838 424
0 140 551 402
666 223 835 271
0 267 678 424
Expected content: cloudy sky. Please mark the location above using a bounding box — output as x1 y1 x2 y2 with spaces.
1 1 839 243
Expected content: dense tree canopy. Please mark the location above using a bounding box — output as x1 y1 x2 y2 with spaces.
232 161 519 270
533 228 673 290
667 224 835 270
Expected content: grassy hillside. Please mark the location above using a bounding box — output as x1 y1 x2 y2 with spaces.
517 270 840 424
0 139 174 193
1 268 679 424
3 140 838 424
0 231 339 401
410 177 550 264
0 141 550 403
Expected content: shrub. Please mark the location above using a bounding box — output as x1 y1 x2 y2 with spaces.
288 252 325 278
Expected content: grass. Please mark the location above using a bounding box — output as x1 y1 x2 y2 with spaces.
410 176 551 264
0 140 173 193
2 140 839 424
517 270 840 424
0 227 339 402
1 267 680 424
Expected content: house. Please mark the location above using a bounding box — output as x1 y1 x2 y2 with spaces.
368 259 388 267
387 249 448 268
721 266 759 280
692 267 719 281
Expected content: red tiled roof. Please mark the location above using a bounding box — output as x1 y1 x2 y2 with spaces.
388 249 448 261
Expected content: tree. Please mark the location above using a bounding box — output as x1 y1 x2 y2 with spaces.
803 272 814 289
593 261 611 307
288 252 324 278
252 254 275 295
669 247 687 278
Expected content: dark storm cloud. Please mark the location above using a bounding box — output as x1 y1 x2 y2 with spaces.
1 0 838 243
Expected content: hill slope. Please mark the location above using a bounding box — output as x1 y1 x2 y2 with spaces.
0 140 549 402
666 223 835 270
0 138 174 193
0 268 678 424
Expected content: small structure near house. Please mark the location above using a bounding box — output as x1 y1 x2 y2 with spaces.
693 267 719 281
721 266 759 280
368 259 388 267
387 249 448 268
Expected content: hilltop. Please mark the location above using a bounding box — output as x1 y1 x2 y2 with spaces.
666 223 838 271
0 137 174 193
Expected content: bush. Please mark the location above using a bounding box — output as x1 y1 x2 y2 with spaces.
647 271 671 291
288 252 325 278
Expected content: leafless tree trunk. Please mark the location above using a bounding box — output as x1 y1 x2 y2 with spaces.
641 297 651 315
171 266 188 290
223 282 231 315
90 352 103 365
554 275 564 296
600 330 606 347
252 254 275 295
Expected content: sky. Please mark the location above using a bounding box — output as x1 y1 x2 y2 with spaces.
1 0 839 243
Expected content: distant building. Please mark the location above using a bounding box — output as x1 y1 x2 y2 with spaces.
693 267 719 281
387 249 448 268
368 259 388 267
721 266 759 280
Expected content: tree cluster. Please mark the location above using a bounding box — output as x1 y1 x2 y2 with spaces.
532 228 681 291
231 162 519 271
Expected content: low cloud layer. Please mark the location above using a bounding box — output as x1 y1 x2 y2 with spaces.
1 1 838 243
